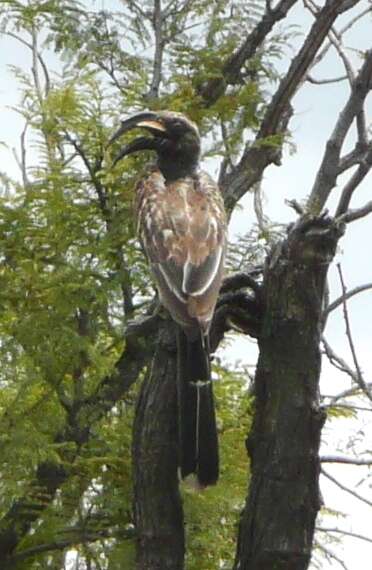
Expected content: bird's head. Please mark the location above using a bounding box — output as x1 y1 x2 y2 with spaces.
110 111 201 180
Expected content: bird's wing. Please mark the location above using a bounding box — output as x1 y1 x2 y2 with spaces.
136 170 226 309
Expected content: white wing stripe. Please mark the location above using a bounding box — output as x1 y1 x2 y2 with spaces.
182 252 193 295
186 245 223 298
157 263 187 303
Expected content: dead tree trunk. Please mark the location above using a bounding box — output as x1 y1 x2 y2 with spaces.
234 215 344 570
132 319 184 570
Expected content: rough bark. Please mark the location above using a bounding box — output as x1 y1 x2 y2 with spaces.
133 319 184 570
233 215 345 570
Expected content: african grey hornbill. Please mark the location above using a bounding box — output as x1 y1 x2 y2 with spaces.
110 111 227 486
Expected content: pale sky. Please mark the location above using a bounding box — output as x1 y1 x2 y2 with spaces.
1 1 372 569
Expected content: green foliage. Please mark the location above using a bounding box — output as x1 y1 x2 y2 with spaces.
326 405 357 420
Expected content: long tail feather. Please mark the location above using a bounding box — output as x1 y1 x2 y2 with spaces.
176 327 219 486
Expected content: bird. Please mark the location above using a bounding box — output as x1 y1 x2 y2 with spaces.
110 110 227 486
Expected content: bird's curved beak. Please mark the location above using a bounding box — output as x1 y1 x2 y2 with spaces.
108 111 166 145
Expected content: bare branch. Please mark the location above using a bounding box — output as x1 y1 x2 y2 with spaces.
222 0 363 210
336 145 372 215
307 2 368 149
306 4 372 84
257 0 362 140
4 30 50 95
147 0 164 99
316 527 372 545
321 457 372 467
9 528 135 564
285 198 304 215
339 199 372 223
314 541 349 570
253 181 270 234
322 0 370 147
218 121 235 184
338 145 368 174
324 282 372 316
198 0 299 106
337 264 372 402
322 335 361 383
327 383 372 405
340 4 372 34
307 73 347 84
304 0 355 83
307 49 372 213
323 403 372 413
30 25 45 107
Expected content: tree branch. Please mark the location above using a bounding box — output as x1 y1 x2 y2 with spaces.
337 264 372 402
324 282 372 316
316 527 372 545
336 144 372 215
322 336 363 386
323 403 372 413
307 49 372 213
8 528 135 565
307 73 347 85
314 541 349 570
4 30 50 95
321 456 372 467
222 0 362 211
147 0 164 99
198 0 299 106
338 199 372 223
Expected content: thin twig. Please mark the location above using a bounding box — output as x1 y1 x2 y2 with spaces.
316 527 372 545
337 264 372 402
148 0 164 99
307 74 347 85
253 181 269 235
9 528 135 563
314 541 349 570
321 467 372 507
326 383 372 405
324 283 372 316
322 335 360 384
323 403 372 413
339 200 372 223
4 30 50 95
307 49 372 213
336 145 372 216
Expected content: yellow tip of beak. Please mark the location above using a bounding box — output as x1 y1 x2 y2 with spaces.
137 120 167 132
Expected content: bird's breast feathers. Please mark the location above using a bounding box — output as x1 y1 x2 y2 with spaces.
135 169 226 324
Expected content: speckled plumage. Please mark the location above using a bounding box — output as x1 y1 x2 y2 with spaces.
135 167 226 334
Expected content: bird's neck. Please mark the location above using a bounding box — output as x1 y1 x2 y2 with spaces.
157 134 200 181
157 156 199 181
